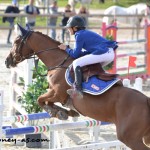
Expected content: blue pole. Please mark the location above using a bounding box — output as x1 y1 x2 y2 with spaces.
3 112 52 123
4 127 35 135
3 121 110 136
27 112 51 121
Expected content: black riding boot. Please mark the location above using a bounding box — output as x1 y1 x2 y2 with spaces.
67 66 83 99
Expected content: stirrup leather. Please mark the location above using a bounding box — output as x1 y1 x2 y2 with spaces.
67 89 83 99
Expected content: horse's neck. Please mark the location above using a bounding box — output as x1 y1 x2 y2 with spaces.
39 48 72 68
30 32 73 68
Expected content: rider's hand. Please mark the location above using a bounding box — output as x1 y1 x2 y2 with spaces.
58 44 67 50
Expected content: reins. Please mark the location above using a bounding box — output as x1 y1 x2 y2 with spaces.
34 47 58 55
33 54 70 77
19 31 70 77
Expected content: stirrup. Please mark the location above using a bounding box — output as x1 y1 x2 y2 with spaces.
67 89 83 99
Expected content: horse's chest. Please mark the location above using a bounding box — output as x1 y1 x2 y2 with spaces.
47 70 65 85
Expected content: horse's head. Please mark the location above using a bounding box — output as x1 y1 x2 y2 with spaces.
5 24 34 68
5 24 69 70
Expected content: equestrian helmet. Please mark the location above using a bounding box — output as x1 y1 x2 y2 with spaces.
65 16 86 28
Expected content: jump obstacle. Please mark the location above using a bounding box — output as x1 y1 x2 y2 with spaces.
3 112 51 123
3 120 101 136
101 21 150 80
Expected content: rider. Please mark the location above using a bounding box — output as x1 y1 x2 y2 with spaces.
58 16 118 99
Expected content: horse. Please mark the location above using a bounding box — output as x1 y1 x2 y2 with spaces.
102 3 150 39
5 25 150 150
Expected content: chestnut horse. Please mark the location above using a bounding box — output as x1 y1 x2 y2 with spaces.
5 25 150 150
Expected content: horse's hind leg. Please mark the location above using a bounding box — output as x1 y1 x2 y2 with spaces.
144 135 150 148
118 133 149 150
125 139 150 150
143 128 150 148
117 124 150 150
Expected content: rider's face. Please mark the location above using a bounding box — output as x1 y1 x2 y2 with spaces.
68 27 77 35
68 27 74 35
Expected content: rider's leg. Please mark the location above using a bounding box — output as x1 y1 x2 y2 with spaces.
67 66 83 99
67 48 115 99
73 48 114 69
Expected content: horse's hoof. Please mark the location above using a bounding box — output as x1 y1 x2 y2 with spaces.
56 111 68 120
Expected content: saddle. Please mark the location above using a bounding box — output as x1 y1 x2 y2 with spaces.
70 63 119 82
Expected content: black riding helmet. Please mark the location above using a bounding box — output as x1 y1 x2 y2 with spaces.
65 16 86 28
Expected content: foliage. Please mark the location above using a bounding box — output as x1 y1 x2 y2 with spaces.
105 34 114 41
103 61 114 71
19 61 48 115
103 34 115 70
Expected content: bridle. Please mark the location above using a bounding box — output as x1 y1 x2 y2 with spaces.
14 31 34 63
14 31 70 76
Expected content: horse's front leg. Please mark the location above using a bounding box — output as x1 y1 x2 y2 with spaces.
37 89 79 120
37 88 56 107
37 89 58 116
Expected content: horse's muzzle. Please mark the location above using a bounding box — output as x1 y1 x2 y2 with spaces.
5 54 14 68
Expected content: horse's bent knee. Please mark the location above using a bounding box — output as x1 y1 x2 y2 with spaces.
143 128 150 147
37 96 45 106
143 136 150 148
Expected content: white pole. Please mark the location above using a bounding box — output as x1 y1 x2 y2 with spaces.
9 69 17 116
0 90 4 150
92 125 100 142
123 79 131 88
49 119 59 149
24 59 33 91
134 78 143 92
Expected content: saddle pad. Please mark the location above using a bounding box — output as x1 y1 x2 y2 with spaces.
65 68 121 95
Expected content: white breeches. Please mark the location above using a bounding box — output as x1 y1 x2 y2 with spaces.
72 48 114 70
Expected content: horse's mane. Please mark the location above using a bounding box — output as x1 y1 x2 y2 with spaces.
35 31 61 45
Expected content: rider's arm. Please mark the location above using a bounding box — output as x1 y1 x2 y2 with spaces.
65 35 84 59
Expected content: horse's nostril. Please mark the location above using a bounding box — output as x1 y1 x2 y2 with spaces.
5 60 6 64
5 59 7 65
5 60 9 68
5 57 11 68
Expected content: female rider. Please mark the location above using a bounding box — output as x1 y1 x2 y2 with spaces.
58 16 118 99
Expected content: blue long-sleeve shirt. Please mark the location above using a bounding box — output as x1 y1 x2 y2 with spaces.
66 30 117 59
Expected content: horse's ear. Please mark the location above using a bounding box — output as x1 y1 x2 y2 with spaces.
17 23 28 36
